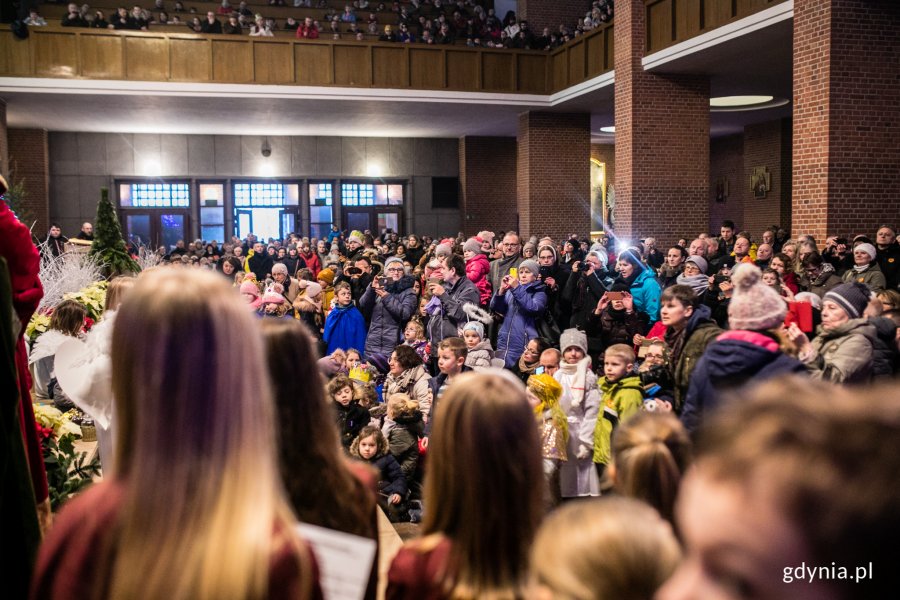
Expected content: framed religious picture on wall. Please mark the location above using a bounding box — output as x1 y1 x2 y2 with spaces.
715 178 729 203
751 167 770 199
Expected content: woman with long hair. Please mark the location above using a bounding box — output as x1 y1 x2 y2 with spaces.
32 269 321 599
387 371 544 599
262 319 378 598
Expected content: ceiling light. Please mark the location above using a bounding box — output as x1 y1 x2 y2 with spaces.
600 126 615 133
140 159 162 176
367 162 383 177
710 95 774 107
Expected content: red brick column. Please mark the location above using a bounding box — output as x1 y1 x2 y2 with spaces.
7 129 50 235
792 0 900 240
517 112 590 241
459 136 518 236
613 0 709 246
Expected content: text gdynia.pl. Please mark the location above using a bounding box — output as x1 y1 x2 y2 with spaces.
783 562 873 584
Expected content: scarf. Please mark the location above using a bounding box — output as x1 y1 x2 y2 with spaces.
677 273 709 297
665 324 687 370
386 275 415 294
557 356 592 407
517 352 540 376
853 263 872 274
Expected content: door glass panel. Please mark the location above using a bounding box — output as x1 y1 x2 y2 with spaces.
237 210 253 239
282 212 296 237
126 214 152 248
346 211 370 233
377 213 399 236
245 208 283 242
160 214 186 252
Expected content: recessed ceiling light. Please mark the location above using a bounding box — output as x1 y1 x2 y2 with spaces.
600 126 615 133
710 95 774 107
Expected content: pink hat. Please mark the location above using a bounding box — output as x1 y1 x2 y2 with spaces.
727 263 787 331
240 281 259 297
261 290 284 305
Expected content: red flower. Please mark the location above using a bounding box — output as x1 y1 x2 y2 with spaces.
83 316 95 332
35 423 54 441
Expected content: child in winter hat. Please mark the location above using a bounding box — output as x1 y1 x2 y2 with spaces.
240 280 262 311
727 263 787 331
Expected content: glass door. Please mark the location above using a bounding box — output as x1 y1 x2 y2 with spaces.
345 211 372 234
236 209 253 239
121 211 189 251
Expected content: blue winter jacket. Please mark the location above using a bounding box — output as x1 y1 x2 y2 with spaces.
490 281 548 367
629 266 662 325
323 303 368 356
681 330 806 434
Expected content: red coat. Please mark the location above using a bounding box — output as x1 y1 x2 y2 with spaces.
0 200 47 503
299 251 321 278
465 253 492 306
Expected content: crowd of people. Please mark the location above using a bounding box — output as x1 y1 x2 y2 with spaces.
37 0 614 49
15 185 900 597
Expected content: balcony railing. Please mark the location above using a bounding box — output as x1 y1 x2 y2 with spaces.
0 26 555 94
645 0 790 54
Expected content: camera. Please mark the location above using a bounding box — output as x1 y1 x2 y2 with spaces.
639 364 673 396
346 266 362 276
714 274 731 285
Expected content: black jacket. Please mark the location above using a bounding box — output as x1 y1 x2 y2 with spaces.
372 453 407 497
335 401 370 449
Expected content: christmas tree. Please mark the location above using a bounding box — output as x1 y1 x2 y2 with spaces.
89 187 140 276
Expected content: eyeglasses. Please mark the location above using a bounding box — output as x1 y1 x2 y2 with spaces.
503 243 520 247
386 267 404 273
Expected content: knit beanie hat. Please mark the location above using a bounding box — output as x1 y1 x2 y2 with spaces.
685 256 708 274
240 281 259 297
478 230 495 244
519 259 540 275
462 321 484 339
727 263 787 331
317 268 335 285
435 242 453 258
854 242 877 262
384 256 405 271
538 244 557 261
560 328 588 355
523 241 537 255
271 262 289 276
824 282 872 319
348 230 365 245
463 238 483 254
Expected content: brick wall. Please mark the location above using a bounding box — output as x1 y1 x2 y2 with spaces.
613 0 710 247
517 0 588 35
793 0 900 240
459 136 518 236
517 112 590 241
743 119 791 238
8 129 50 235
709 119 793 240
